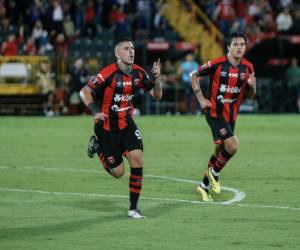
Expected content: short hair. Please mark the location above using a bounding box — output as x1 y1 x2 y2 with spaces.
225 33 247 47
114 37 133 48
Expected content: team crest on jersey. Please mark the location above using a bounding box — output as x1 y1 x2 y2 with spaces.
240 73 246 80
219 128 227 136
107 156 115 165
133 78 140 86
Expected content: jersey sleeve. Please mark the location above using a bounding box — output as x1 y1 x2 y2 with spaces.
87 71 106 93
139 69 154 92
197 60 217 76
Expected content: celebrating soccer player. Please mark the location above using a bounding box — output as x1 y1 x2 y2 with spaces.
190 33 256 201
79 38 162 218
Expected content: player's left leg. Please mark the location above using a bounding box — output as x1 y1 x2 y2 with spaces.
208 136 239 193
202 144 223 187
197 144 223 201
122 121 145 219
126 149 144 219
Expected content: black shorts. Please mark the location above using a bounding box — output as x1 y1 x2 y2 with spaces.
94 120 143 169
205 112 235 144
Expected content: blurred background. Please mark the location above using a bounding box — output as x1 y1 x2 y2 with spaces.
0 0 300 116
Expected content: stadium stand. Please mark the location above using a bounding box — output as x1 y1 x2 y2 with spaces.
1 0 300 114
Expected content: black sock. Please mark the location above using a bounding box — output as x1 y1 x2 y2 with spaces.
202 175 209 187
213 148 233 173
129 167 143 210
208 155 217 167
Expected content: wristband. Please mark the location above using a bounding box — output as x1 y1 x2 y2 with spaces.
194 88 201 93
88 103 100 115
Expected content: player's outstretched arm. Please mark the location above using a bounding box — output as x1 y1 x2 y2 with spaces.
190 71 211 110
150 59 163 100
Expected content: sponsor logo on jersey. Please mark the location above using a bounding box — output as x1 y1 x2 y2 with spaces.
228 73 238 78
113 94 134 102
219 84 241 94
111 105 131 112
217 95 237 103
116 81 132 87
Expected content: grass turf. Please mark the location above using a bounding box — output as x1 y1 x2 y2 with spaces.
0 115 299 250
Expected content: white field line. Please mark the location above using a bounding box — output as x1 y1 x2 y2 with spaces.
0 165 299 211
0 187 299 211
0 165 244 204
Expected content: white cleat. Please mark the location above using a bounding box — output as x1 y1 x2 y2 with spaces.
128 210 145 219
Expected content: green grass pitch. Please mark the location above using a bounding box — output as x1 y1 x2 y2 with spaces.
0 115 299 250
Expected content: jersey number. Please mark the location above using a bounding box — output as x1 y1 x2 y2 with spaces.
135 130 142 140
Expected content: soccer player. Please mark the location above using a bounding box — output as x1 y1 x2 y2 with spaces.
79 38 162 218
190 33 256 201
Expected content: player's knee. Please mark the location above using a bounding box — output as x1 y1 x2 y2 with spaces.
225 137 239 154
111 164 125 178
127 150 143 167
228 141 239 154
131 156 143 167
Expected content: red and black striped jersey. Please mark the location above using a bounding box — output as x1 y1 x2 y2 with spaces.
197 55 254 122
88 62 154 131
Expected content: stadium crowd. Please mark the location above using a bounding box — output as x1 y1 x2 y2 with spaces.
2 0 300 56
1 0 300 114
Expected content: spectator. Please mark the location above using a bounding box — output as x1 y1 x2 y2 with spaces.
0 17 16 36
68 58 88 114
23 37 37 55
0 0 6 18
152 2 168 39
108 4 130 39
276 7 293 34
83 0 96 38
29 0 46 28
1 26 23 56
135 0 153 39
31 20 53 54
233 0 248 33
178 53 200 114
95 0 104 32
213 0 235 35
50 0 64 36
63 14 77 39
36 61 56 116
71 0 85 35
53 33 68 58
160 60 178 114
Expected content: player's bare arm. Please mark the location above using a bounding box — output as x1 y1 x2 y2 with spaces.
79 86 107 123
190 71 211 110
150 58 163 100
246 73 256 99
